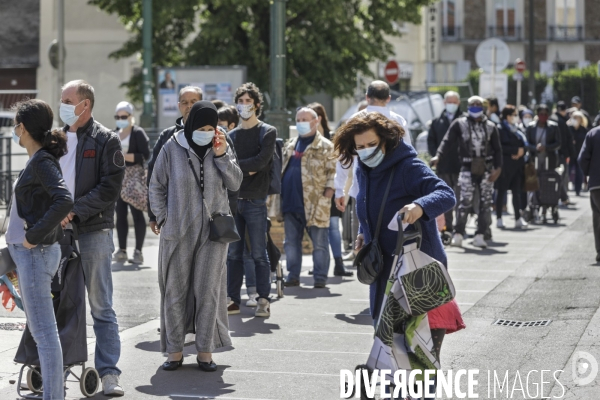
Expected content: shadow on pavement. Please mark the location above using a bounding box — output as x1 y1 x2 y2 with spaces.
228 315 280 338
458 247 508 255
334 307 372 326
111 262 151 272
283 284 343 300
136 364 235 399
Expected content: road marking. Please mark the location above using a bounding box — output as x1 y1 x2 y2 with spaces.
350 299 369 302
296 330 372 335
452 279 501 282
323 312 371 316
172 395 278 400
224 369 339 377
261 349 369 355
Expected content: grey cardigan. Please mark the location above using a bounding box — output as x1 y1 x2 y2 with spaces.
149 130 243 240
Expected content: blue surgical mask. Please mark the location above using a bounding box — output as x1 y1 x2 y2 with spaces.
445 103 459 114
357 146 385 168
468 106 484 119
296 121 312 136
192 130 215 146
115 119 130 129
59 100 84 126
12 124 21 146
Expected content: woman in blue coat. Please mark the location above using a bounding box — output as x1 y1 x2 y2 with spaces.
334 112 465 362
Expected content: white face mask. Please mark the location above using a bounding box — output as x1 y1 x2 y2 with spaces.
445 103 458 114
237 104 255 120
59 100 85 126
296 121 313 136
522 117 533 126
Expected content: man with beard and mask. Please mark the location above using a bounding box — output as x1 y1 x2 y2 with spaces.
226 82 277 318
427 90 463 233
431 96 502 249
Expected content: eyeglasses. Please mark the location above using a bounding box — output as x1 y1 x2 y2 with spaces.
114 115 129 120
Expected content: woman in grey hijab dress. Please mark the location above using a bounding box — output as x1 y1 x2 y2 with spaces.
149 101 242 371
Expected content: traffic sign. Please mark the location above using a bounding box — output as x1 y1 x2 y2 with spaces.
475 38 510 73
515 58 526 73
384 60 399 84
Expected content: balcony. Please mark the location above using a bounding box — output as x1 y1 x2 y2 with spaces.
487 25 522 41
442 26 462 41
548 25 583 41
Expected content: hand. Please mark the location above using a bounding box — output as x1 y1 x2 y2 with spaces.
150 221 160 235
124 153 135 163
61 211 75 228
488 167 502 182
517 147 524 158
335 197 346 213
248 171 257 176
354 234 364 253
566 157 570 164
429 156 439 167
511 155 519 160
22 238 36 249
213 132 227 156
399 203 423 225
323 187 334 199
536 144 545 152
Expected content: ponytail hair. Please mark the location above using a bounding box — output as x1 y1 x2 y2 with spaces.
12 99 68 159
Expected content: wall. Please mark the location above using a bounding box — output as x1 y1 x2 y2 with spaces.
37 0 139 128
463 0 486 40
585 0 600 40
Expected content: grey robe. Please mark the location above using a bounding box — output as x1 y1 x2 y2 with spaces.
149 130 242 353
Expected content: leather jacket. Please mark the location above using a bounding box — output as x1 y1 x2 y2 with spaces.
15 149 74 245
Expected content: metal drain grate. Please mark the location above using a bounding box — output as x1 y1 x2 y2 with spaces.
493 319 551 328
0 322 26 331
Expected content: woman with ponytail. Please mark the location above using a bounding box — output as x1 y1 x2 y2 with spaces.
7 99 73 399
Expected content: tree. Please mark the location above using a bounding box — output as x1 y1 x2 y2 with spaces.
90 0 433 106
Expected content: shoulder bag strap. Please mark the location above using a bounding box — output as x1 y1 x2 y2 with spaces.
184 149 212 219
373 168 395 240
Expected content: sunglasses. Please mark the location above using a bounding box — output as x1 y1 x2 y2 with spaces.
114 115 129 120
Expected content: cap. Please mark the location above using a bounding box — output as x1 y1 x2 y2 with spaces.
115 101 134 115
467 95 486 105
571 96 582 104
557 101 567 111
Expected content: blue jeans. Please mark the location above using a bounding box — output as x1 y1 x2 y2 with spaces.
78 230 121 377
227 198 271 305
10 243 64 400
328 216 342 259
243 245 257 293
284 212 330 283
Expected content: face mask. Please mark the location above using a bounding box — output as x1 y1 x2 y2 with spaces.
218 124 229 133
570 119 580 128
522 117 533 126
12 125 21 146
192 130 215 146
357 146 385 168
489 113 501 124
115 119 130 129
445 103 458 114
537 114 549 123
296 121 313 136
237 104 254 120
468 106 484 119
59 100 84 126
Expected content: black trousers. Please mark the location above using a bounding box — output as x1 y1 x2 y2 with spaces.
115 197 146 251
495 166 523 220
438 173 459 231
591 190 600 256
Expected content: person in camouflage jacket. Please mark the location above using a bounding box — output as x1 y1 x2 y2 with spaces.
281 107 336 288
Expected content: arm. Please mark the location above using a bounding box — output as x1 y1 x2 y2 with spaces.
214 146 243 192
577 132 592 176
148 147 169 227
490 127 503 169
403 158 456 222
524 126 537 154
72 134 125 222
131 128 150 165
25 159 74 245
499 128 519 156
334 159 350 199
546 126 561 152
435 120 459 161
427 121 438 157
237 127 276 173
323 147 336 195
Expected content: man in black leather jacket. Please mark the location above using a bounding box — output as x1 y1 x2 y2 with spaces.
58 80 125 397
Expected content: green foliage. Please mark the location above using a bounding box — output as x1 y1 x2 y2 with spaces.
503 68 549 107
553 65 600 116
89 0 434 107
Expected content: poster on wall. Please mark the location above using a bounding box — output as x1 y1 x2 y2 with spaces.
162 93 178 116
158 70 177 94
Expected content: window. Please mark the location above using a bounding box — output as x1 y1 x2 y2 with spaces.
441 0 456 38
556 0 577 27
494 0 516 37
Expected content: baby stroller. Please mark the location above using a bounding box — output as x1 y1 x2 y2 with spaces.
14 228 100 398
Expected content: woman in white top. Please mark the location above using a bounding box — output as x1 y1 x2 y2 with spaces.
112 101 150 265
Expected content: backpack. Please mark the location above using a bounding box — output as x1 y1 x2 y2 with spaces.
259 123 283 195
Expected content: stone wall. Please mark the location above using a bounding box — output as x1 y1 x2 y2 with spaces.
585 0 600 40
463 0 486 40
523 0 547 40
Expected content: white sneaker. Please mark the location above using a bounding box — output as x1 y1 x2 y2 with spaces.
515 217 528 229
112 249 127 263
102 374 124 397
451 233 463 247
472 234 487 248
496 219 505 229
246 293 258 307
255 298 270 318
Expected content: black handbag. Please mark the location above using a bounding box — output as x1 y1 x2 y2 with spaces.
185 149 241 244
354 168 395 285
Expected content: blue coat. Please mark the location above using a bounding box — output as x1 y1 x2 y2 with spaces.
355 140 456 320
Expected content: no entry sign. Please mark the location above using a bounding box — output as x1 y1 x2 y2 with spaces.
384 60 399 84
515 58 526 73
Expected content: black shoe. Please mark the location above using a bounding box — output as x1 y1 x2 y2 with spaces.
197 358 217 372
284 279 300 287
333 257 354 277
596 254 600 262
308 269 313 275
314 282 327 288
162 357 183 371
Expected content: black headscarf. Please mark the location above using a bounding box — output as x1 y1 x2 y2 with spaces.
183 101 218 158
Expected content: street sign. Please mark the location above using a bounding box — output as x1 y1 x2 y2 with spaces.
512 72 524 81
479 73 508 108
475 38 510 73
384 60 399 84
515 58 526 73
48 39 66 70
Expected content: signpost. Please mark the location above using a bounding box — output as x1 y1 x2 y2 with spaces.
514 58 526 107
475 38 510 105
384 60 400 85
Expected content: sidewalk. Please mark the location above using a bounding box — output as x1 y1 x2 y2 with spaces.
0 194 598 399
